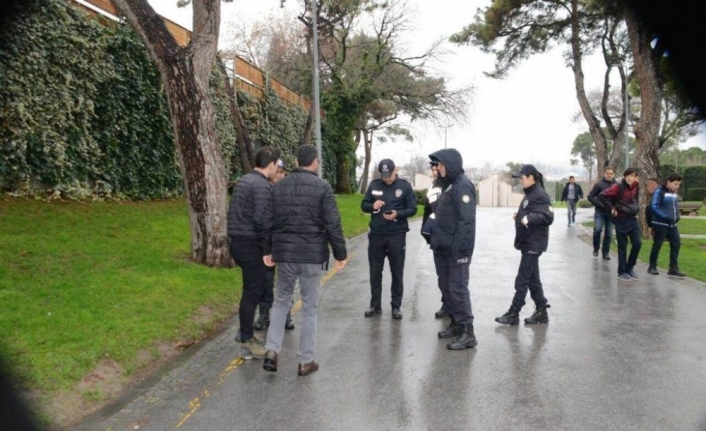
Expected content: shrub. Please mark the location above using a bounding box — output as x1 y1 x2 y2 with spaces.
686 188 706 202
578 198 593 208
414 189 426 203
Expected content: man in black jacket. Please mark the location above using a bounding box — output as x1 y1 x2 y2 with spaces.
262 145 347 377
429 149 477 350
227 146 280 360
587 167 617 260
361 159 417 320
421 161 446 318
561 176 584 226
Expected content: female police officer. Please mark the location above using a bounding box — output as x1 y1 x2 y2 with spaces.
495 164 554 325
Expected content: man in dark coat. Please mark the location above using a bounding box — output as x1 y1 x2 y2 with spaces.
361 159 417 320
421 161 446 318
227 146 280 360
561 175 584 226
428 149 477 350
587 166 618 259
262 145 347 377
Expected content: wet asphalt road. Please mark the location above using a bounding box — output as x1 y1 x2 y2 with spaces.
73 207 706 431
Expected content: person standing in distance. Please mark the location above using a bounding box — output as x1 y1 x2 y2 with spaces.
227 146 280 359
421 161 447 319
496 164 555 326
648 173 686 277
428 149 477 350
561 175 584 226
597 167 641 281
587 167 618 260
361 159 417 320
262 145 347 377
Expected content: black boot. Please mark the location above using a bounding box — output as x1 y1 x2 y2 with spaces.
438 318 460 339
524 304 550 324
647 265 659 275
285 308 295 330
434 305 448 319
495 305 520 325
253 307 270 330
668 266 686 277
447 323 478 350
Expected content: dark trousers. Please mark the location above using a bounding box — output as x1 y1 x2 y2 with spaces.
512 251 548 310
368 232 406 310
433 253 473 324
593 211 614 256
649 225 681 268
433 257 446 309
229 236 268 342
258 267 275 309
614 218 642 274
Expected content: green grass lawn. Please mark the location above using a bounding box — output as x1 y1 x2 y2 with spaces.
0 195 380 404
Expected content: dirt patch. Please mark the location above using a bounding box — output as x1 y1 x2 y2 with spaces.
32 342 182 430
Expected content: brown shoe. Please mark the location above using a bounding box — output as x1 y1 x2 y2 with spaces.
263 350 278 372
297 361 319 376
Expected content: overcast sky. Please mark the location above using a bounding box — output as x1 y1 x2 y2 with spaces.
147 0 706 173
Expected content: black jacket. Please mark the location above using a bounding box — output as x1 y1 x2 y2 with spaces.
361 177 417 235
227 170 273 251
561 182 584 201
587 177 618 212
514 183 554 252
428 149 476 259
264 168 347 264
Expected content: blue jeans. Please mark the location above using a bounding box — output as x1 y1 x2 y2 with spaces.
593 211 614 256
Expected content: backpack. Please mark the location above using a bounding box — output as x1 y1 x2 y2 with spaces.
645 187 665 228
615 183 640 216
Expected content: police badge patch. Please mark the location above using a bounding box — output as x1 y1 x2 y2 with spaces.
462 195 470 203
523 200 528 209
395 189 402 198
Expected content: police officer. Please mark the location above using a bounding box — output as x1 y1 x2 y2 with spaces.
495 164 554 326
428 149 477 350
361 159 417 319
421 161 446 318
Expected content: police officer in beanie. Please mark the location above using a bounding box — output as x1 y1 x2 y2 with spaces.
361 159 417 319
421 160 447 318
428 149 477 350
496 164 554 326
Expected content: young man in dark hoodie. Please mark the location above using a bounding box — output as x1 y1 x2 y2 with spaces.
428 149 477 350
598 167 641 281
587 167 618 260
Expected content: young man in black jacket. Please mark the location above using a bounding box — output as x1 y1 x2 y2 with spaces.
587 167 618 260
227 146 280 359
428 149 477 350
361 159 417 320
262 145 347 377
561 176 584 226
421 161 446 318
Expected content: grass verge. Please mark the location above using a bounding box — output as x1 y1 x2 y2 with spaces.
0 194 380 426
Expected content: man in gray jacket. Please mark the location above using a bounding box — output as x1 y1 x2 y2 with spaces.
262 145 347 377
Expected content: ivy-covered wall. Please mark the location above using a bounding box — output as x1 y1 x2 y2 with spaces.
0 0 338 200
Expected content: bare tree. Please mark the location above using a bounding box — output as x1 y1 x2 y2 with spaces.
113 0 232 267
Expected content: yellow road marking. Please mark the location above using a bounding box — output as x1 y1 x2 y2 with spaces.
174 250 358 428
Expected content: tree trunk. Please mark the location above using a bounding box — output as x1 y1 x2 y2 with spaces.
570 0 610 171
217 59 253 175
335 151 352 194
625 5 663 238
358 129 373 194
114 0 233 267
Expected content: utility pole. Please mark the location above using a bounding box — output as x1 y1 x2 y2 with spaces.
443 124 453 149
310 0 323 177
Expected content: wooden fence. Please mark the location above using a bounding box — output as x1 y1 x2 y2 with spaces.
69 0 314 113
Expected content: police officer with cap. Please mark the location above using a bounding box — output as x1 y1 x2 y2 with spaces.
361 159 417 319
428 149 477 350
